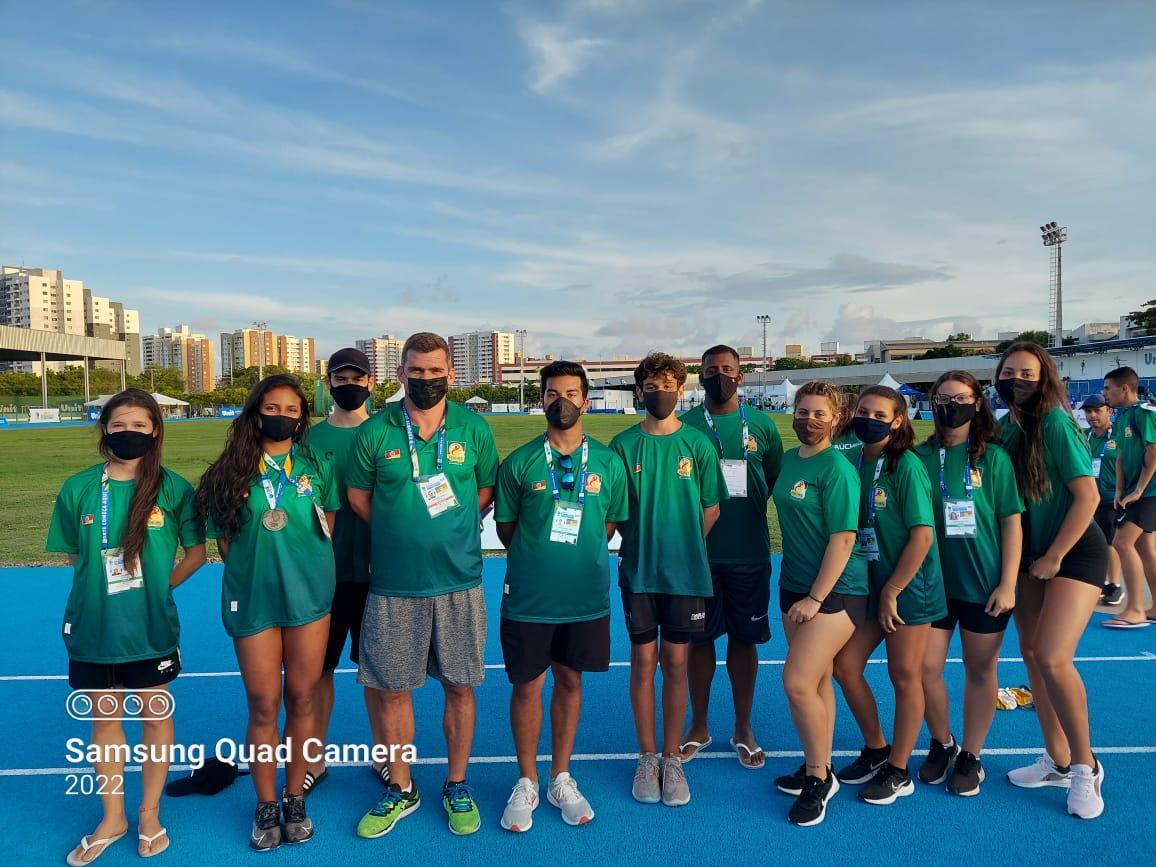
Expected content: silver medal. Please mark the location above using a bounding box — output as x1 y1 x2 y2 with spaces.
261 508 288 531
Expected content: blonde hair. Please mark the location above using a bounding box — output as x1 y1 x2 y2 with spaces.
794 380 842 416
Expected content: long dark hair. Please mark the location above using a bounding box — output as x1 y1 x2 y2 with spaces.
996 342 1069 502
927 370 998 465
196 375 312 542
857 385 914 472
833 388 856 439
99 389 165 571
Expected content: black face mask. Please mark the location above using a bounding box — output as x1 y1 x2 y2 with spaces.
997 377 1041 410
934 401 977 430
259 413 299 442
105 430 156 460
407 377 448 410
330 383 370 411
545 398 582 430
852 416 894 445
702 374 739 404
642 390 678 420
792 417 831 446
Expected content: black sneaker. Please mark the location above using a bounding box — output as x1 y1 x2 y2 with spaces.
1101 583 1124 606
836 745 891 784
859 763 915 805
947 751 986 797
788 773 840 827
917 736 960 785
282 792 313 844
250 801 281 851
775 763 807 796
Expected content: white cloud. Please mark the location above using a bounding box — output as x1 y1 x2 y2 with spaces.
516 19 608 93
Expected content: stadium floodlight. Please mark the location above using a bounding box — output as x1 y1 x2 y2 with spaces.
515 329 528 409
756 314 771 402
1041 221 1068 348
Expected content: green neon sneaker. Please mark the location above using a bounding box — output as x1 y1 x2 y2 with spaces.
443 781 481 836
357 784 420 839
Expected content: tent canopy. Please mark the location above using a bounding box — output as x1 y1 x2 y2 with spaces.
85 392 189 407
877 373 903 390
464 396 489 405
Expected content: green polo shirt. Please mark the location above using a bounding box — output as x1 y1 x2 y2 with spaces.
46 464 205 663
347 401 499 598
309 419 372 583
772 446 867 597
1116 405 1156 499
915 441 1024 604
1086 427 1119 502
208 448 339 638
681 404 782 565
610 422 725 597
495 434 629 623
1001 407 1094 558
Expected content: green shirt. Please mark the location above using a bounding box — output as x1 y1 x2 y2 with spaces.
1115 405 1156 498
209 449 339 638
309 419 372 583
46 464 205 664
1001 407 1093 558
1086 427 1119 502
832 433 863 464
610 422 725 597
347 401 499 598
495 435 629 623
915 441 1024 604
772 446 868 597
681 404 783 564
859 449 947 624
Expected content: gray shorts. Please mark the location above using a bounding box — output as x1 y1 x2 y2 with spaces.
358 585 487 692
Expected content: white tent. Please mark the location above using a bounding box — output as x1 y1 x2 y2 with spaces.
878 373 903 389
85 392 190 419
384 387 405 403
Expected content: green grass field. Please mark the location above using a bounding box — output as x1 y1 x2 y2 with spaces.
1 412 933 565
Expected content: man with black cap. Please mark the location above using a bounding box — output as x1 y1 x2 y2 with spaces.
1081 394 1124 605
307 348 381 790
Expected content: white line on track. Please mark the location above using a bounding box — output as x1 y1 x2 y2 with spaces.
3 652 1154 681
4 746 1156 777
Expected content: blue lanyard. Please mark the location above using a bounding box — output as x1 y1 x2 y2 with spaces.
402 405 445 483
857 452 885 526
543 435 588 506
259 446 295 510
99 465 112 551
938 439 974 501
1088 427 1112 460
702 404 750 461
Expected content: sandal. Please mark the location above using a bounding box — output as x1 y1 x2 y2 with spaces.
138 806 169 858
302 768 328 796
730 737 765 770
678 736 712 762
66 830 127 866
1103 617 1151 629
370 763 391 786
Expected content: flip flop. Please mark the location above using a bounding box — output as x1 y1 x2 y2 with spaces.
730 737 765 770
138 827 169 859
370 763 391 785
1103 617 1151 629
66 831 127 866
303 768 328 796
678 736 712 761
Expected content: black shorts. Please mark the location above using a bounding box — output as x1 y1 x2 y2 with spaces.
779 587 868 627
68 649 182 690
692 562 772 646
1026 523 1109 589
621 589 706 645
1093 501 1120 545
931 597 1011 634
1122 496 1156 532
499 616 611 684
323 581 370 671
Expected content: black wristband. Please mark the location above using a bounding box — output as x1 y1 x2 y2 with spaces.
807 593 824 604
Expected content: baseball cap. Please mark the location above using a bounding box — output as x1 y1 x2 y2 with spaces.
1080 394 1108 410
327 347 371 375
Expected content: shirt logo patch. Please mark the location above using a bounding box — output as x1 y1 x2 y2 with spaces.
790 480 807 500
1125 428 1134 438
746 435 758 453
633 463 642 474
385 448 402 460
677 456 693 479
147 506 165 529
585 473 602 494
874 487 888 509
532 480 548 492
295 475 313 496
81 514 95 526
1107 439 1117 450
970 468 983 488
447 442 466 464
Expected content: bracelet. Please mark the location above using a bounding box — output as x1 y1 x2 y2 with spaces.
807 593 824 604
885 581 905 594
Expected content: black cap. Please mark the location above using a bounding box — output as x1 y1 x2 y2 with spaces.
327 347 371 376
1080 394 1108 410
164 758 247 797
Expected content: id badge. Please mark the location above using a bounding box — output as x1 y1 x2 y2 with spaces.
103 548 144 595
419 473 460 518
1091 458 1102 479
944 500 978 538
314 503 333 540
549 503 583 544
721 459 747 498
858 527 880 561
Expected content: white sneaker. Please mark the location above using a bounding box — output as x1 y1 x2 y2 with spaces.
1007 753 1073 789
499 777 539 833
1067 761 1105 819
548 772 595 826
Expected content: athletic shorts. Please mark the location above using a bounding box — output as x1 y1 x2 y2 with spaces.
1025 523 1109 589
499 616 611 684
621 589 706 645
692 562 772 646
1093 501 1120 545
778 587 868 627
68 648 181 691
323 581 370 671
357 585 487 691
1123 496 1156 532
931 597 1011 634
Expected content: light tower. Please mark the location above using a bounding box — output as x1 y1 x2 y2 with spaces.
757 314 771 402
1041 222 1067 348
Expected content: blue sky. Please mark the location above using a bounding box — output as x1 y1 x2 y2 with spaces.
2 0 1154 362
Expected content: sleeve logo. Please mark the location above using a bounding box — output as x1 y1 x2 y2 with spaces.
81 513 95 526
532 480 548 492
385 448 402 460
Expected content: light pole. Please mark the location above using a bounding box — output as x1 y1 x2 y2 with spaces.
515 329 527 410
1041 221 1067 348
757 314 771 404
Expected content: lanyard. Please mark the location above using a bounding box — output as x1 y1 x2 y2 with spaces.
857 452 886 526
938 439 974 501
543 435 588 506
702 404 749 460
1088 426 1112 460
402 405 446 483
99 464 112 551
258 447 294 511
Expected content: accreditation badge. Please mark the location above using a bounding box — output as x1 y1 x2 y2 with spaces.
858 527 880 561
720 458 747 498
103 548 144 595
549 503 583 544
1091 458 1102 479
419 473 460 518
944 500 978 538
314 503 333 540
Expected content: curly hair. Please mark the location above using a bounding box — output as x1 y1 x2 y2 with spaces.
856 385 915 472
926 370 998 465
196 374 312 542
996 342 1070 502
793 380 843 417
98 389 165 571
633 352 687 389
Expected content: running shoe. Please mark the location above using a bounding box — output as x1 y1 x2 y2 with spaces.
548 772 594 826
859 764 915 805
1007 753 1072 789
249 801 281 852
947 751 985 797
1101 583 1124 606
836 744 891 784
499 777 539 833
632 753 662 804
660 755 691 807
775 763 807 796
788 773 840 827
357 784 421 838
918 736 960 785
1067 761 1105 819
443 781 481 836
282 793 313 844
